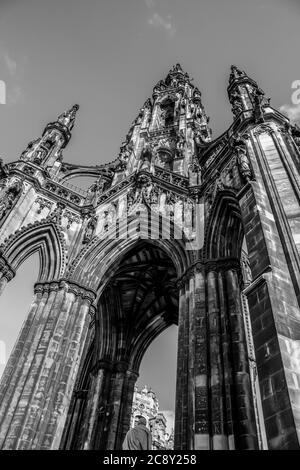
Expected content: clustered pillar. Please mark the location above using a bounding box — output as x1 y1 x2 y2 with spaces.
0 279 96 450
174 259 258 450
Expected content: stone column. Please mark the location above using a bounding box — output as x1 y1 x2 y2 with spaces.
0 279 96 450
174 268 210 450
193 267 210 450
174 260 258 450
174 282 189 449
223 265 258 449
105 362 138 450
207 267 228 449
80 362 113 450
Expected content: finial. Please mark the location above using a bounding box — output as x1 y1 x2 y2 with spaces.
57 104 79 131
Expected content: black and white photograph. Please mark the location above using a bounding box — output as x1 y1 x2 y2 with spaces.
0 0 299 457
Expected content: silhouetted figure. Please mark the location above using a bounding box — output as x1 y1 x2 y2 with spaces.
122 416 152 450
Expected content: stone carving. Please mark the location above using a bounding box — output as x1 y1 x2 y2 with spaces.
252 88 265 123
35 197 53 214
63 210 81 229
139 142 154 172
234 140 253 182
83 215 97 244
176 130 186 158
140 98 152 128
230 91 244 117
0 180 22 221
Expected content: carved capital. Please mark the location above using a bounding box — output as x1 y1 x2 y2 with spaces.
33 279 97 303
0 255 15 281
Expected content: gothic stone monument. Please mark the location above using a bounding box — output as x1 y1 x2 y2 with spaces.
0 64 300 450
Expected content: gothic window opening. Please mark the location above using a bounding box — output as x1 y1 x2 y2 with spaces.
160 98 175 128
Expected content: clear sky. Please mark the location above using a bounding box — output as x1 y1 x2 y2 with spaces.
0 0 299 411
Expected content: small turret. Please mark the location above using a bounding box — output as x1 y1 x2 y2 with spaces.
20 104 79 175
227 65 270 122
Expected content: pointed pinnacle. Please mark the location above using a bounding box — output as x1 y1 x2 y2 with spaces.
57 104 79 131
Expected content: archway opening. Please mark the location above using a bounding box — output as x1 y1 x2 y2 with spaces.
61 239 180 450
133 324 178 449
0 252 39 380
98 239 179 449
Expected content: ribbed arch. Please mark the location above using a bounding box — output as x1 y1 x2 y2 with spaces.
205 190 244 259
70 210 192 293
2 222 64 281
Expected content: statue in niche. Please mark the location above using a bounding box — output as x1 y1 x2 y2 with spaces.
0 180 22 221
176 130 186 158
155 150 172 171
188 155 202 185
83 215 97 244
160 98 175 127
230 91 244 117
139 142 154 172
86 177 106 205
234 141 252 182
253 88 265 123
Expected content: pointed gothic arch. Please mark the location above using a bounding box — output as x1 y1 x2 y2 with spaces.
1 64 300 450
0 221 65 283
204 189 244 260
61 238 180 450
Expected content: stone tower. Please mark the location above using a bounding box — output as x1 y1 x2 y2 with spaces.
0 64 300 450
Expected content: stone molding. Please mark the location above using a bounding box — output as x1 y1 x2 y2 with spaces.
176 257 242 288
33 278 96 303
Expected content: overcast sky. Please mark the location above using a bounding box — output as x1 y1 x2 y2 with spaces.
0 0 299 411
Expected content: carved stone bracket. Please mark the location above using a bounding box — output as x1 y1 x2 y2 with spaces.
63 209 81 229
34 197 53 214
0 255 16 281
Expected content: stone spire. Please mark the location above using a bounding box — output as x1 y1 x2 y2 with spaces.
43 104 80 150
227 65 268 122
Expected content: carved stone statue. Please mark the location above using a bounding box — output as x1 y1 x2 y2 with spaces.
230 91 244 117
176 130 186 158
139 143 154 172
235 142 252 182
83 215 97 244
86 178 106 204
253 88 265 123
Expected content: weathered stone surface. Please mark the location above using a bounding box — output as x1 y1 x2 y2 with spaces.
0 65 300 450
